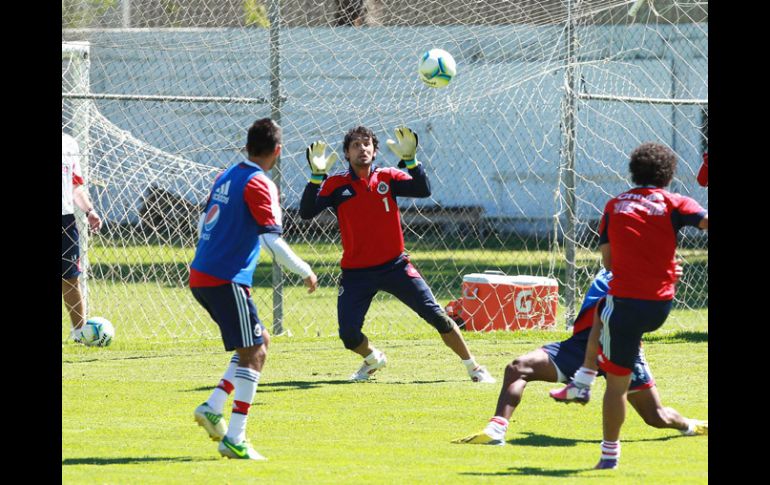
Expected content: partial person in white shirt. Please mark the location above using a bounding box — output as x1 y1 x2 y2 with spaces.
62 132 102 343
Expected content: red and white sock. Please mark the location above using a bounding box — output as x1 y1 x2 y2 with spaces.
483 416 509 440
573 367 598 388
600 440 620 461
207 353 239 414
226 367 261 444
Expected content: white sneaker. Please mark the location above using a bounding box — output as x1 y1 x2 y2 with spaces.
194 402 227 441
70 328 84 344
469 365 496 383
451 431 505 446
350 352 387 381
681 419 708 436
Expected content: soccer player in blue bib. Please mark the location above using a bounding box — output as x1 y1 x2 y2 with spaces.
299 126 494 383
190 118 318 460
452 268 707 447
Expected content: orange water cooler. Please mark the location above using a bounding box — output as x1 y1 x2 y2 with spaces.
459 272 559 331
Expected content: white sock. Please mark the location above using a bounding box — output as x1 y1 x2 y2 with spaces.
364 349 382 365
207 353 239 414
226 367 261 444
483 416 508 440
573 367 598 388
600 440 620 461
462 357 479 372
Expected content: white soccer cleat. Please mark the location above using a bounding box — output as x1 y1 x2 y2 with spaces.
469 365 496 383
681 419 708 436
451 431 505 446
69 328 84 344
350 352 387 381
194 402 227 441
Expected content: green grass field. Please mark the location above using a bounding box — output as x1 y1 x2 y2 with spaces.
63 242 707 482
62 328 707 484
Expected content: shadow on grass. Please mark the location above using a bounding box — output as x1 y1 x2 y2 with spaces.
644 330 708 344
185 379 354 394
507 431 683 448
260 379 354 392
186 377 454 394
460 466 587 478
62 456 218 466
384 379 455 385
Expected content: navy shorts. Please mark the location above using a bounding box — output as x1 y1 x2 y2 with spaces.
541 330 655 392
338 254 444 348
62 214 81 279
191 283 266 351
597 295 672 375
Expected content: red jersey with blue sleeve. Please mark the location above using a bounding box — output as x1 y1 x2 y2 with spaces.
190 161 282 287
599 187 706 300
300 164 431 269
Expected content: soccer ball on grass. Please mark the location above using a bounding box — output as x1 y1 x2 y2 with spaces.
81 317 115 347
418 48 457 88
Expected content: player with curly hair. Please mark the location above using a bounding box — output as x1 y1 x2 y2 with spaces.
549 142 708 469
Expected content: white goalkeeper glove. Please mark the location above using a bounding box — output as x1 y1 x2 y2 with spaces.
306 141 338 184
386 126 419 169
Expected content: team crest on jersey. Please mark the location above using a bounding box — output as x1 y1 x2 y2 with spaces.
204 204 221 231
376 181 389 195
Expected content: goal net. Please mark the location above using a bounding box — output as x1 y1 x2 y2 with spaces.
62 0 707 342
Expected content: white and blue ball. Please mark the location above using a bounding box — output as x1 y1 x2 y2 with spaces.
82 317 115 347
418 48 456 88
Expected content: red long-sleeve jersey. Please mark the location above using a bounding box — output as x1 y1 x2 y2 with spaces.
300 164 431 269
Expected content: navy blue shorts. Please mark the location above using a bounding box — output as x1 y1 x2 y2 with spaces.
191 283 266 351
338 254 444 348
597 295 672 375
541 330 655 392
62 214 81 279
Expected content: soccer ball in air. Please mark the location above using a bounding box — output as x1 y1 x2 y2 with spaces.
418 48 456 88
81 317 115 347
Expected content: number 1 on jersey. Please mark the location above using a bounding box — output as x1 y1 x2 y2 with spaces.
382 197 390 212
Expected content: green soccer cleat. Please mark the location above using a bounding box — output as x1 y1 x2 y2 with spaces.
194 402 227 441
218 437 267 460
451 431 505 446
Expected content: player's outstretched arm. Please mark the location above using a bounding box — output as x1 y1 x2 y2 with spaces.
306 141 338 184
387 126 431 198
259 233 318 293
300 141 337 220
386 126 419 169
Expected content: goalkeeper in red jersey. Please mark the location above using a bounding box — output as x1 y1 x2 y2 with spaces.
300 125 494 383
